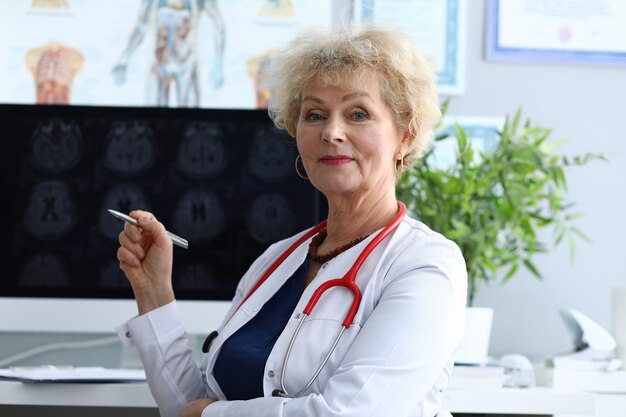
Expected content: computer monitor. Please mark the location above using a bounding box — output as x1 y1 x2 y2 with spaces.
0 104 326 333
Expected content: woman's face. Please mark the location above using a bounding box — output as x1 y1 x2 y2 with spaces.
296 77 408 201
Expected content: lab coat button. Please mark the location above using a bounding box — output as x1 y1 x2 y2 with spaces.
267 370 275 378
294 313 301 319
125 331 131 338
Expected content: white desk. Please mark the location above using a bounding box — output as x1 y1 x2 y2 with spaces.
0 380 596 415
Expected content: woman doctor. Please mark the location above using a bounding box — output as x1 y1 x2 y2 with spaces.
116 26 467 417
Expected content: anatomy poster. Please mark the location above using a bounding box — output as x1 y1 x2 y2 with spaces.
0 0 339 108
0 0 466 108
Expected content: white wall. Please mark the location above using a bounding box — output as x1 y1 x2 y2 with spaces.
448 1 626 360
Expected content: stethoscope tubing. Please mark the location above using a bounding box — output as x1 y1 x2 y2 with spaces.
276 315 347 398
213 201 407 398
274 201 407 397
302 201 406 328
234 220 328 316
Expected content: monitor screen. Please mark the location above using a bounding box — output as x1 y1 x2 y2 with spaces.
0 104 326 303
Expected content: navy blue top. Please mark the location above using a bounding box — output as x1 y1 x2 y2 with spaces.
213 260 308 400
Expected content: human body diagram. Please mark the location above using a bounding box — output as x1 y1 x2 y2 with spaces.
112 0 225 107
26 42 84 104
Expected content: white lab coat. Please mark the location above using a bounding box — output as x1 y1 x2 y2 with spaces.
117 215 467 417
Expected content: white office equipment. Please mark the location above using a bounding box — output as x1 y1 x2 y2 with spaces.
549 307 619 371
500 354 535 388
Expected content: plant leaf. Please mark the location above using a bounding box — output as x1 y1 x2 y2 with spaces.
523 259 542 279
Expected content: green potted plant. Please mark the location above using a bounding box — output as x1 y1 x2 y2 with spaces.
397 107 603 364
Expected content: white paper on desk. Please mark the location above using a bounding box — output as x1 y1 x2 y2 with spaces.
0 367 146 383
448 365 506 389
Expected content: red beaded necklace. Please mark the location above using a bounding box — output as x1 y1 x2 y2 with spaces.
307 228 370 264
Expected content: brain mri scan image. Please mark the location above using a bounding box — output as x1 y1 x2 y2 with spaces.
23 180 77 240
248 125 295 181
30 118 82 174
98 183 151 241
1 106 323 300
104 120 155 177
172 189 225 242
247 193 295 243
19 253 70 287
176 122 227 179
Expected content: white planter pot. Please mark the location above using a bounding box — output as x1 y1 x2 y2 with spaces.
455 306 494 365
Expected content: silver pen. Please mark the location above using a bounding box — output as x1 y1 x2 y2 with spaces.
108 209 189 249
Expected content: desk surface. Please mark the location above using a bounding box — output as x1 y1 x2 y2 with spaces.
0 380 596 415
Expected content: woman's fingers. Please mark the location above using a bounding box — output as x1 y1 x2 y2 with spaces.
179 398 218 417
118 231 145 263
128 210 171 249
118 247 140 271
117 211 158 271
129 209 154 222
122 221 143 244
116 210 175 314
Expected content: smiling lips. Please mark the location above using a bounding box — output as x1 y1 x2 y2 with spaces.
320 155 353 165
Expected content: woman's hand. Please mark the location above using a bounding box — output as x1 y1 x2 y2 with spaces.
117 210 175 314
179 398 218 417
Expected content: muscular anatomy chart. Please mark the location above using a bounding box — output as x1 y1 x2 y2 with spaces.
31 0 70 9
246 49 279 109
25 42 84 104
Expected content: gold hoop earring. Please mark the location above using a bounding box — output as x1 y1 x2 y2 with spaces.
295 155 309 180
395 153 404 175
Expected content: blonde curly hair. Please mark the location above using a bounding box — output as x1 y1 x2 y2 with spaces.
268 25 440 176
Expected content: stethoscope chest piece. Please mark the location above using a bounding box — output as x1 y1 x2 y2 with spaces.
271 389 287 397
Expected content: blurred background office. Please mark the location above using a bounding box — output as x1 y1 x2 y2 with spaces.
0 0 624 406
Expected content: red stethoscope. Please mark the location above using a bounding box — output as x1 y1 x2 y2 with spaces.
229 200 407 397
